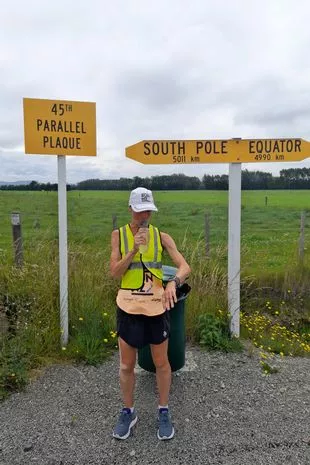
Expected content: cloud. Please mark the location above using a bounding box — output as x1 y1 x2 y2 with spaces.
117 66 189 112
1 0 310 182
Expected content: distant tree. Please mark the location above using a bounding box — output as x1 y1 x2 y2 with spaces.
241 170 273 190
28 180 40 191
201 174 228 190
280 168 310 189
1 169 309 191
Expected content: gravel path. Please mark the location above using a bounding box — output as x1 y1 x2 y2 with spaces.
0 345 309 465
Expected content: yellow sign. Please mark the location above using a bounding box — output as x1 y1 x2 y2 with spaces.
126 139 310 164
23 98 97 156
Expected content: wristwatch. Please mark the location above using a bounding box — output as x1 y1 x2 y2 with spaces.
170 276 181 288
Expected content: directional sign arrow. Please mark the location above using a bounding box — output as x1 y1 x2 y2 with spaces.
126 139 310 164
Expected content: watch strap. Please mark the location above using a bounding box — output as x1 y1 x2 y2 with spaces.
171 276 181 288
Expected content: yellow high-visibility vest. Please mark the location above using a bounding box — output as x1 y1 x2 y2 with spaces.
119 224 163 289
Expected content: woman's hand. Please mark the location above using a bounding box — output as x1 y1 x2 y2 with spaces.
162 281 177 311
133 229 148 252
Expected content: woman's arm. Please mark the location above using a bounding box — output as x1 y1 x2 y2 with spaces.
160 232 191 310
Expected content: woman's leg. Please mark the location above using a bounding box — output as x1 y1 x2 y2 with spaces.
150 339 171 406
118 337 137 408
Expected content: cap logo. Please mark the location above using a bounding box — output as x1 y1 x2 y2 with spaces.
141 193 151 203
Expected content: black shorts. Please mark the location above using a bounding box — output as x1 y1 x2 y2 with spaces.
116 307 170 349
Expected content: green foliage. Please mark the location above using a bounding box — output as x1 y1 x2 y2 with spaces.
66 333 109 365
0 240 119 398
0 190 309 400
65 245 118 364
1 168 310 192
241 310 310 356
0 336 29 400
1 190 309 275
197 313 243 352
260 361 280 375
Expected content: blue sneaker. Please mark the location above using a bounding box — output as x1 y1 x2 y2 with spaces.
157 408 175 440
113 408 138 440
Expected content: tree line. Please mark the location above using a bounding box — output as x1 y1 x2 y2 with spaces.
1 168 310 191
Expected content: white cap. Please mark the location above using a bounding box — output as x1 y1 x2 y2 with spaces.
129 187 158 212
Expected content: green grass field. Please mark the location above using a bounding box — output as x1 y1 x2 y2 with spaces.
0 189 309 398
0 190 309 274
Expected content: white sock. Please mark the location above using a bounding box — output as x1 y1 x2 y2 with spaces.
123 407 134 413
158 404 168 411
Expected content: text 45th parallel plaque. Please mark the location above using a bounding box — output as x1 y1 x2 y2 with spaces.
23 98 96 156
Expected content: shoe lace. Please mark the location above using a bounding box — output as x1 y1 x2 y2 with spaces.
119 410 131 425
159 411 169 424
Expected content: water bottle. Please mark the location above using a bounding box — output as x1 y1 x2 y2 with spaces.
138 220 149 254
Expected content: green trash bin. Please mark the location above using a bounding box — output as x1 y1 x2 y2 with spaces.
138 265 191 372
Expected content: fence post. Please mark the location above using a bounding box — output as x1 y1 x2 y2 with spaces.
112 214 118 230
298 211 306 262
204 213 210 257
11 212 23 267
265 196 268 206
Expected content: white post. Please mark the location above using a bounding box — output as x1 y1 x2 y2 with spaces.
57 155 68 346
228 163 241 337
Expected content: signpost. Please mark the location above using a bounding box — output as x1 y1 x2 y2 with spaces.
126 138 310 336
23 98 96 156
23 98 97 346
126 138 310 164
228 163 241 336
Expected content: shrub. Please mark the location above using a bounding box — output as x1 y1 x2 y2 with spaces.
197 313 243 352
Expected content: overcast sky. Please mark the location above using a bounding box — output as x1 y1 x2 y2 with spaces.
1 0 310 183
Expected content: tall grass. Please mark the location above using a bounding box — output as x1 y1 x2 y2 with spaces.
66 245 118 364
0 238 60 399
0 238 117 398
0 233 309 399
181 238 228 338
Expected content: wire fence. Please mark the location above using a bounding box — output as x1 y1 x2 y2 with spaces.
0 209 308 270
